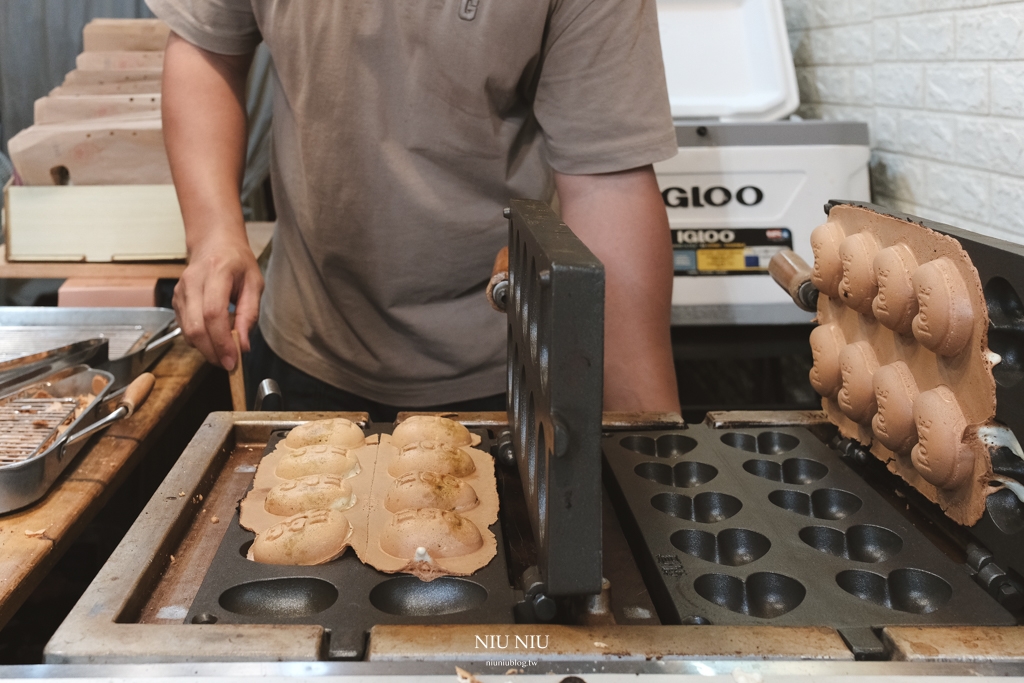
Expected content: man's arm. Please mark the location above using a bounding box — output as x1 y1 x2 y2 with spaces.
555 165 681 414
163 32 262 371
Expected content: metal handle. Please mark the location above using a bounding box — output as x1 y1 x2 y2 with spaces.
486 246 509 312
768 249 819 312
254 378 283 411
145 324 182 354
60 372 156 455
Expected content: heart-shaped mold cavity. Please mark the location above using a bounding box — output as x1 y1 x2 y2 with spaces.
635 461 718 488
651 491 741 523
742 458 828 485
836 568 952 614
985 276 1024 388
799 524 903 562
768 488 862 520
986 488 1024 535
720 431 800 455
694 572 806 619
219 577 338 617
619 433 698 458
370 576 488 616
671 528 771 566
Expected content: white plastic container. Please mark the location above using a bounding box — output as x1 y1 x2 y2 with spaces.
655 0 872 325
658 0 798 121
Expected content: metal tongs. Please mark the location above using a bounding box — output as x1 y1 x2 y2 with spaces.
101 324 181 395
57 372 156 460
0 325 181 400
0 338 109 397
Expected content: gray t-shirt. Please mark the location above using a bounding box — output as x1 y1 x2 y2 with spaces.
147 0 677 406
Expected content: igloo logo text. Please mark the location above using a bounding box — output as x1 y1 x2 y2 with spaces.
661 185 764 208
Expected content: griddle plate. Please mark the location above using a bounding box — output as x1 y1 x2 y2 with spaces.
604 424 1014 629
185 430 516 660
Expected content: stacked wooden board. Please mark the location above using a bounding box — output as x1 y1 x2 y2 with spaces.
4 18 186 263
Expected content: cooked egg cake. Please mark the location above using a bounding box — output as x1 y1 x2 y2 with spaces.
379 508 483 559
250 509 352 565
265 474 355 516
276 444 360 480
384 471 479 513
387 440 476 478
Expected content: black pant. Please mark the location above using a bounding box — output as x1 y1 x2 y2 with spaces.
245 325 506 423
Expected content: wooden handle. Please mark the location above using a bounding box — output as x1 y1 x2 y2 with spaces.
229 330 246 411
119 372 155 418
485 246 510 312
769 250 816 311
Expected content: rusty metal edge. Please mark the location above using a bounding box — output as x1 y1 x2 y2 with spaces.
395 411 509 428
394 411 687 431
366 624 855 661
704 410 830 429
883 626 1024 662
43 412 379 663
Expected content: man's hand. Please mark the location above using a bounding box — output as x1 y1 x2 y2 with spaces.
555 165 680 415
163 32 258 371
173 234 263 372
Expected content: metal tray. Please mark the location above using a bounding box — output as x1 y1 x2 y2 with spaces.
603 424 1014 632
185 429 516 660
0 364 114 513
0 307 176 361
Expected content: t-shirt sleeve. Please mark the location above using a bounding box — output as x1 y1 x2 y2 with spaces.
145 0 261 55
534 0 678 175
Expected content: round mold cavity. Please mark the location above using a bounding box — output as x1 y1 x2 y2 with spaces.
984 276 1024 388
836 568 952 614
619 433 698 458
799 525 903 562
720 431 800 455
742 458 828 485
635 461 718 488
768 488 862 520
191 613 218 624
986 488 1024 535
671 528 771 566
370 576 487 616
219 577 338 618
694 572 806 619
651 491 741 523
239 540 253 558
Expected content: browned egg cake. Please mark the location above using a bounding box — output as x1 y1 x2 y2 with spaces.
239 416 498 578
809 204 998 525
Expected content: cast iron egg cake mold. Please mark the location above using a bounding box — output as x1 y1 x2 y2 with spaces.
603 423 1013 629
188 424 513 660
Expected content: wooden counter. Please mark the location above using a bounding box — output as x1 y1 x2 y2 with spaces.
0 338 211 630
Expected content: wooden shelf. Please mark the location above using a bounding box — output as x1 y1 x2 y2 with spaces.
0 221 273 280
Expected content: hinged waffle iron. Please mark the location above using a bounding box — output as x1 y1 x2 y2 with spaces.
44 200 1024 668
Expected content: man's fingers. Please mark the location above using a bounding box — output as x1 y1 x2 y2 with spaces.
233 271 264 353
174 278 220 365
202 274 237 371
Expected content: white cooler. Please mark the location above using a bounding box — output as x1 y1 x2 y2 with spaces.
655 0 871 326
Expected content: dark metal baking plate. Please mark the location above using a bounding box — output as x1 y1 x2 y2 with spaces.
186 429 516 660
604 423 1014 628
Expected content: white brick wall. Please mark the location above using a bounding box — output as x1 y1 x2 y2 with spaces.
784 0 1024 244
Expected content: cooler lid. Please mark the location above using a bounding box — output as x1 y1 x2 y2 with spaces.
657 0 799 121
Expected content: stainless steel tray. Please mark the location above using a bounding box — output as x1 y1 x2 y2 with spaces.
0 307 176 361
0 364 114 514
